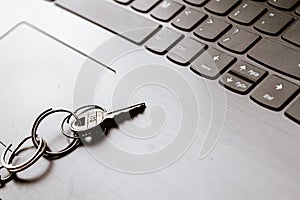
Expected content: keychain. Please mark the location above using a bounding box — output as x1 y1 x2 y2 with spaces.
0 103 146 185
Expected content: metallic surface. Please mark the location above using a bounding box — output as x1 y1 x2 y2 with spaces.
0 0 299 200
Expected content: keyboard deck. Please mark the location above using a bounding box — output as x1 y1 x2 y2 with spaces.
55 0 300 125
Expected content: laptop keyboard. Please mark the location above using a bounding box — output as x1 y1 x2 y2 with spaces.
55 0 300 125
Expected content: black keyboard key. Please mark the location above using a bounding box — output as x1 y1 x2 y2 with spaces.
151 0 184 22
191 48 236 79
131 0 161 13
205 0 241 15
268 0 298 10
248 39 300 80
254 11 294 35
251 75 299 111
183 0 207 6
171 9 206 31
167 37 206 66
219 73 253 94
218 27 260 54
282 21 300 47
145 28 183 54
115 0 133 5
285 96 300 125
229 2 266 25
56 0 159 45
193 17 230 41
229 61 267 82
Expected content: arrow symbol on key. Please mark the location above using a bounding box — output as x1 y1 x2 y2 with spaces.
276 83 283 90
213 55 220 61
227 77 233 83
239 65 246 71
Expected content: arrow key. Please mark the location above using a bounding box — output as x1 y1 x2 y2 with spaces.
191 48 236 79
230 61 267 82
251 75 299 111
219 73 253 94
285 95 300 125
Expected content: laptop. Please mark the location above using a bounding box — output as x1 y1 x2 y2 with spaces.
0 0 299 199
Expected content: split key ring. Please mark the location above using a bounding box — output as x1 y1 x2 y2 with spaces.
1 136 47 173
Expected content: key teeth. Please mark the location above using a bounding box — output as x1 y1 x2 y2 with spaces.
134 103 146 114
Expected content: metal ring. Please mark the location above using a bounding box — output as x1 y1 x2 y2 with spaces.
1 136 46 173
0 166 14 185
31 108 81 159
60 105 107 139
60 114 80 139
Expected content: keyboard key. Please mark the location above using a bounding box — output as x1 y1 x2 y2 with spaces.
167 37 206 66
205 0 241 15
229 61 267 82
193 17 231 41
282 21 300 47
296 6 300 15
248 39 300 80
254 11 294 35
229 2 266 25
56 0 159 45
191 48 236 79
145 28 183 54
268 0 298 10
171 9 206 31
131 0 161 13
183 0 208 6
285 96 300 125
251 75 299 111
219 73 253 94
115 0 133 5
218 27 260 54
151 0 184 22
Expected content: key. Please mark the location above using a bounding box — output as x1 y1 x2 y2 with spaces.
167 37 206 66
171 8 206 31
285 95 300 125
190 48 236 79
282 21 300 47
205 0 241 16
70 103 146 133
229 61 267 83
248 38 300 81
150 0 184 22
268 0 298 10
254 10 294 35
229 2 266 25
145 27 183 55
183 0 208 6
219 73 253 94
251 75 299 111
193 17 231 41
218 27 260 54
131 0 161 13
56 0 159 45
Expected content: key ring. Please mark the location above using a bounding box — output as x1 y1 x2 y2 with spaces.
1 136 46 173
31 108 81 159
60 105 107 139
0 166 14 185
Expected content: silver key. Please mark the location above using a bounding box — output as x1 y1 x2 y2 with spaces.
70 103 146 133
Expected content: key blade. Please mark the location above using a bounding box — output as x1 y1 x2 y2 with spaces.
106 103 146 116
